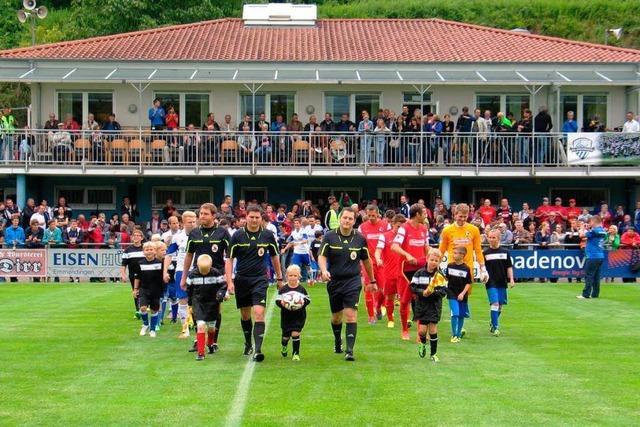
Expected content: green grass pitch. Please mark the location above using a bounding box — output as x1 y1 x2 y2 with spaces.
0 283 638 426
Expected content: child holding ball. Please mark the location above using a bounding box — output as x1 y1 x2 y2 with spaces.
276 265 310 361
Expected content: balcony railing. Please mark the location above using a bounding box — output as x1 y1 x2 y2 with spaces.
0 129 634 172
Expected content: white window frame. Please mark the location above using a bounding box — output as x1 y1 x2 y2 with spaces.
237 92 297 124
549 187 609 208
475 93 531 117
153 92 211 128
240 187 268 202
322 92 383 122
56 90 115 125
152 186 213 209
401 92 438 114
54 186 116 210
560 93 610 130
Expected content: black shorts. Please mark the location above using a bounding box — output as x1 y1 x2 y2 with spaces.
192 284 222 323
234 275 268 309
413 296 442 324
138 289 162 311
281 310 306 334
327 276 362 314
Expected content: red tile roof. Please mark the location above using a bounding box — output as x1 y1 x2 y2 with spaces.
1 18 639 63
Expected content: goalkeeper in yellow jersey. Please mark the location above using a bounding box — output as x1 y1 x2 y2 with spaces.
410 248 448 362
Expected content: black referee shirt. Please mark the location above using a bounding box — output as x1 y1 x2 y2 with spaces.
319 229 369 280
134 258 163 292
446 262 472 300
483 247 513 288
186 225 230 271
229 227 278 277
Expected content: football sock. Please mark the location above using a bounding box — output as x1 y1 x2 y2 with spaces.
491 305 500 328
331 322 342 348
292 337 301 354
213 313 221 343
241 319 253 346
207 330 215 346
150 312 159 331
171 302 179 321
364 291 375 318
141 312 149 326
253 321 265 353
450 315 458 337
281 336 290 346
160 298 167 320
197 332 205 356
178 303 188 326
419 333 427 344
400 304 409 331
385 298 395 321
376 291 385 314
429 333 438 356
457 316 465 337
345 322 357 353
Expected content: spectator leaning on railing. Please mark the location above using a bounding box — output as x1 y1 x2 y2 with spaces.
622 112 640 133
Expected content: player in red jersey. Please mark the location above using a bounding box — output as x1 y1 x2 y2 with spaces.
391 204 430 340
358 205 391 324
374 213 406 328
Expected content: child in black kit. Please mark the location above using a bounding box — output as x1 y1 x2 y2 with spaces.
276 265 310 361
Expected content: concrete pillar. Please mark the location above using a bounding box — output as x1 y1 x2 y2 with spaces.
224 176 234 204
16 174 26 208
441 177 451 206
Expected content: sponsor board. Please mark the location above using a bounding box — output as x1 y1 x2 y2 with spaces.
0 249 47 277
47 249 123 277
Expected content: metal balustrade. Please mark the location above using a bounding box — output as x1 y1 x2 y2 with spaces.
0 129 631 172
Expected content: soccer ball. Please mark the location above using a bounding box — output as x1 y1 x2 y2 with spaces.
281 291 305 311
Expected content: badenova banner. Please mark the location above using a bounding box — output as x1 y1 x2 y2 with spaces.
0 249 47 277
441 249 639 279
47 249 123 277
567 132 640 166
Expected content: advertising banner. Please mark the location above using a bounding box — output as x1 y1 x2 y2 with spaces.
567 132 640 166
0 249 47 277
47 249 123 278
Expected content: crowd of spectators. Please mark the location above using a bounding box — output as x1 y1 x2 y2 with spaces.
2 101 640 166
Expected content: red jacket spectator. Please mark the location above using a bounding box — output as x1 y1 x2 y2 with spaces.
620 229 640 248
535 198 553 224
597 204 613 228
497 199 512 225
86 220 104 246
550 198 568 224
478 200 496 227
566 199 581 221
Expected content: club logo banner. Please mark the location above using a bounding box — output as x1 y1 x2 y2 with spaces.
0 249 47 277
567 133 640 166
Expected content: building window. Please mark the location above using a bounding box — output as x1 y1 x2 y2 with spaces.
324 93 381 126
155 92 211 128
57 92 113 125
152 187 213 209
550 188 608 208
55 186 116 210
402 92 434 116
476 94 530 121
239 93 295 124
378 188 405 209
302 187 361 206
472 188 503 207
561 94 608 131
241 187 268 203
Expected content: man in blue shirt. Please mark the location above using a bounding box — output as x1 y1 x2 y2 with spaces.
562 111 578 133
148 98 165 130
578 216 607 299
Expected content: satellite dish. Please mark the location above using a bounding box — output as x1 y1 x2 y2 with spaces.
23 0 37 11
17 10 28 23
609 28 623 40
36 6 47 19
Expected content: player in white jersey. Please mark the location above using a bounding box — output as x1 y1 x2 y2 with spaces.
160 215 180 327
282 217 313 284
167 211 197 338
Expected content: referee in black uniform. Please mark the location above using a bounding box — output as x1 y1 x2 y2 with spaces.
226 205 283 362
180 203 230 351
318 207 376 361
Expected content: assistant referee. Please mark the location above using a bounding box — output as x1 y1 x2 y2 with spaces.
318 207 376 361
